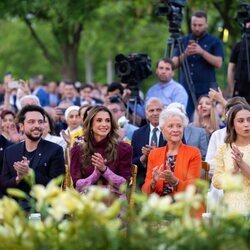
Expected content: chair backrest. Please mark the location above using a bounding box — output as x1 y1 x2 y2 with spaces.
62 146 73 190
202 161 210 181
129 164 138 209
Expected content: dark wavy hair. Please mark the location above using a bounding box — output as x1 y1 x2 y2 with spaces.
44 112 56 135
225 103 250 147
80 105 120 170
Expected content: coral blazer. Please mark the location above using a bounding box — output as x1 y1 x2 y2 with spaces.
142 143 202 195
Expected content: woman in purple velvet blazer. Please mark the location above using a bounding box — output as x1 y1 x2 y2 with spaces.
70 105 132 199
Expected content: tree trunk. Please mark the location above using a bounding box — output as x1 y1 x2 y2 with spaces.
85 54 93 83
61 44 79 82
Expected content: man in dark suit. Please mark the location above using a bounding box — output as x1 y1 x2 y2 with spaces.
1 105 65 210
131 97 166 188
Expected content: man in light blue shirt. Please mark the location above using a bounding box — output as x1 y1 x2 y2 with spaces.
145 58 188 109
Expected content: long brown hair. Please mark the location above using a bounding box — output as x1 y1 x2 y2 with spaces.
80 105 120 169
225 104 250 147
193 95 219 136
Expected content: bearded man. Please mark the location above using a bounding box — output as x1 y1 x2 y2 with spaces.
1 105 65 210
172 10 224 118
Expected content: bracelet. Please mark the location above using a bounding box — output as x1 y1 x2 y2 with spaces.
201 49 205 56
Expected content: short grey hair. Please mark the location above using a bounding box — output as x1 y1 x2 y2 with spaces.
145 97 163 110
159 107 189 129
19 95 41 108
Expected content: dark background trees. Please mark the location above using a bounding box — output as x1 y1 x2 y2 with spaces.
0 0 243 91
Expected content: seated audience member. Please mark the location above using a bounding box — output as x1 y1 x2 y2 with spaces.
166 102 208 159
212 104 250 213
79 104 93 124
191 95 220 138
3 78 31 112
106 82 145 126
70 106 132 200
60 81 81 106
19 95 41 108
106 96 138 143
54 100 73 135
142 107 202 196
61 106 83 147
209 87 228 127
80 84 102 106
31 75 50 107
0 110 21 143
43 112 67 150
131 97 166 188
206 96 249 176
1 105 65 210
47 81 60 107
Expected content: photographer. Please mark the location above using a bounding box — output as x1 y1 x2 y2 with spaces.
227 21 250 104
172 10 224 118
106 82 146 126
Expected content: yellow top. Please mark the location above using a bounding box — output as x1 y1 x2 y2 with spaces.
212 143 250 214
66 126 84 147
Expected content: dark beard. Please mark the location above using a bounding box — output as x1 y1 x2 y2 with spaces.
25 132 42 142
193 30 206 39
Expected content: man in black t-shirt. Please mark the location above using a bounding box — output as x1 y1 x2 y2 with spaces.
228 22 250 104
1 105 65 210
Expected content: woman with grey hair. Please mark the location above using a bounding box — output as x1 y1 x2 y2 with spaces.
142 107 202 198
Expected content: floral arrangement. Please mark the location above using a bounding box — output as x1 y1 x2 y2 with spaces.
0 176 250 250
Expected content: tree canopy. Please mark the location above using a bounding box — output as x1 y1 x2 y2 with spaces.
0 0 244 88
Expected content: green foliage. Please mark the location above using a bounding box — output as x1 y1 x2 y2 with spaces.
0 0 244 88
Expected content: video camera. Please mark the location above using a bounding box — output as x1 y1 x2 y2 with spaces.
156 0 186 34
115 53 152 88
236 2 250 32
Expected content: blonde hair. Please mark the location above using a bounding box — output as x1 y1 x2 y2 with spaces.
193 95 219 135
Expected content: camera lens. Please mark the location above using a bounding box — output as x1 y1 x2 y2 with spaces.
116 61 131 76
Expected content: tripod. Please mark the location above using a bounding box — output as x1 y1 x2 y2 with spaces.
165 32 197 108
125 85 144 126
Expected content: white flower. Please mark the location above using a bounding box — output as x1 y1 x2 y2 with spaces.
118 116 128 128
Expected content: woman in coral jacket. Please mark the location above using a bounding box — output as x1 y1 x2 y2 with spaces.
142 107 202 196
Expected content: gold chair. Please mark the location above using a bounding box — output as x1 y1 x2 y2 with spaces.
62 146 73 190
128 164 138 209
202 161 210 182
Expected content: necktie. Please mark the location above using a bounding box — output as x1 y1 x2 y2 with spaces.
151 127 158 146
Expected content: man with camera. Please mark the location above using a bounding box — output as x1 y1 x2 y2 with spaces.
172 10 224 118
145 57 188 109
227 21 250 104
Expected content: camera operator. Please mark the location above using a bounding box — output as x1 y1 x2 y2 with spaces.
106 82 146 126
105 96 138 143
227 21 250 104
172 10 224 118
145 57 188 109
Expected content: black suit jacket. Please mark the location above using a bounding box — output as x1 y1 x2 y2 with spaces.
1 139 65 195
131 124 166 188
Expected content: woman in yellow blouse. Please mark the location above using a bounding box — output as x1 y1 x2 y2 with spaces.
212 103 250 213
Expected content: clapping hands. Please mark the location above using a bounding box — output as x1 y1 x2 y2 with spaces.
91 153 107 173
14 156 30 183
